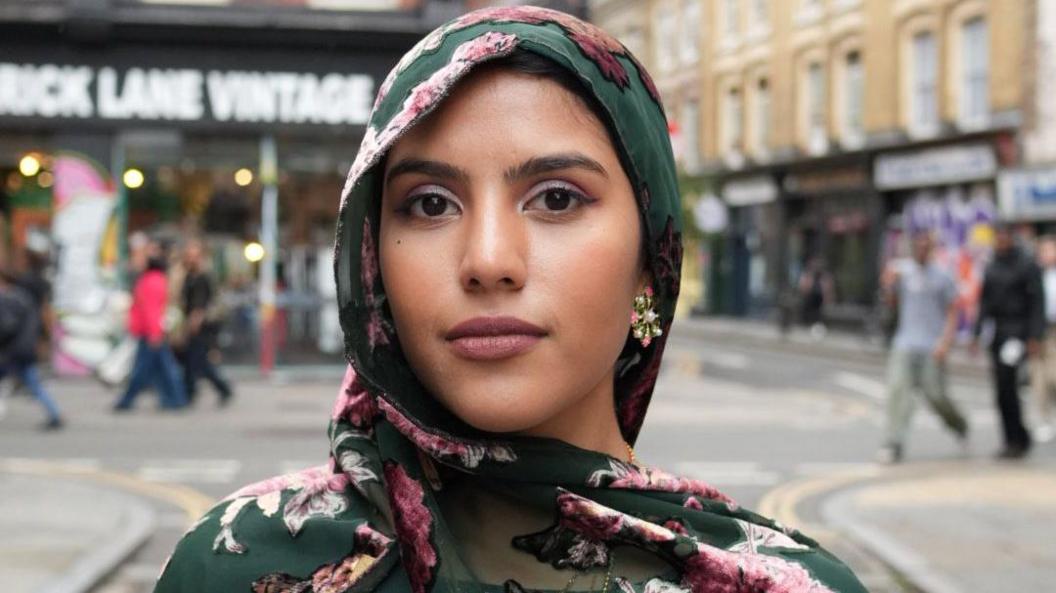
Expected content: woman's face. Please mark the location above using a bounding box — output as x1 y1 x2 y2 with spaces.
379 66 645 435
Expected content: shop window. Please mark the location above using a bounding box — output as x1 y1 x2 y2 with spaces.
960 17 989 127
680 0 701 65
910 30 938 136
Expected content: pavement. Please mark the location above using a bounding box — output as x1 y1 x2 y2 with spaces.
1 316 1053 593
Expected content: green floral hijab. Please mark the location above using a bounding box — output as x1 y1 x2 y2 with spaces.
155 8 866 593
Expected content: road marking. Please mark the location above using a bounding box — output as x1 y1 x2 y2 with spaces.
138 459 241 484
279 460 318 475
1 458 214 524
795 462 882 477
833 371 886 402
708 351 750 370
674 461 781 486
757 465 880 537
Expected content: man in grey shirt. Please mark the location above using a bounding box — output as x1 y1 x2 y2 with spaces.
878 232 968 463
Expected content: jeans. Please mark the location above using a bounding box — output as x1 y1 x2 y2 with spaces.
114 339 186 409
885 349 968 447
0 361 61 421
183 333 231 403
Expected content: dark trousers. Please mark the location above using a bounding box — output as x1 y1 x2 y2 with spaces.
184 332 230 403
115 339 186 409
990 342 1032 450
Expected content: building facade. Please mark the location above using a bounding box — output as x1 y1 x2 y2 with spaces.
594 0 1030 328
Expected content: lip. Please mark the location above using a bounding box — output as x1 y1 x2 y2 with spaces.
445 316 547 361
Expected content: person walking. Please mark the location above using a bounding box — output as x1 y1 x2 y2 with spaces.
0 270 63 430
971 225 1045 459
1030 235 1056 442
877 232 968 463
179 240 232 406
113 248 186 411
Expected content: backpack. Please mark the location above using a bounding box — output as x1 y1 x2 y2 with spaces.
0 289 31 351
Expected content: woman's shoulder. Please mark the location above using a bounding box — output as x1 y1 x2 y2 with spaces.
155 465 384 593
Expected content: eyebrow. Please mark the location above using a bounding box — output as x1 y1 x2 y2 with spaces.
385 158 470 185
504 152 609 181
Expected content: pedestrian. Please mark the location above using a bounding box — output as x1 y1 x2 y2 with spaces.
155 10 866 593
877 232 968 464
0 270 63 430
798 256 833 340
1029 235 1056 442
179 239 232 406
113 245 186 411
971 224 1045 459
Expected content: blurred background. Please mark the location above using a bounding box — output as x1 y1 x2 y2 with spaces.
0 1 1053 592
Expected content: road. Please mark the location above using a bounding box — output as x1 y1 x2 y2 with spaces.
0 329 1016 593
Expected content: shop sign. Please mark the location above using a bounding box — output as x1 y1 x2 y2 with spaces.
998 166 1056 221
0 62 374 126
874 143 996 190
784 166 869 195
722 175 778 207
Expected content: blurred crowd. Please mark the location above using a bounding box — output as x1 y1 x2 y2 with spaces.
0 235 236 431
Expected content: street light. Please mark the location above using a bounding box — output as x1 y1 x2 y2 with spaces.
123 168 145 189
244 241 265 263
234 168 254 187
19 154 41 177
37 171 54 188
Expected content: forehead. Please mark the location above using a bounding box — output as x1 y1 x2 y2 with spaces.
386 67 612 160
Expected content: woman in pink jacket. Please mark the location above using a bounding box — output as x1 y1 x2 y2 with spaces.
113 254 186 411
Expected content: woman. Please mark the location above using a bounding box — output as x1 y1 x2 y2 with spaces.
156 8 865 593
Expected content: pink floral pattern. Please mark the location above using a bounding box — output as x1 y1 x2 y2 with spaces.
377 399 516 468
681 543 835 593
331 366 379 427
342 31 519 207
383 462 437 593
588 460 736 507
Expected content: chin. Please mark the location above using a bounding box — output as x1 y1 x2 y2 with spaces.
434 383 566 435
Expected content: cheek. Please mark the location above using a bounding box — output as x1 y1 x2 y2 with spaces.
378 228 452 343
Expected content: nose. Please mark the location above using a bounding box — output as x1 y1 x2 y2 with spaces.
458 193 527 293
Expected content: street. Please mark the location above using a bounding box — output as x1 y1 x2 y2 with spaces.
2 325 1053 593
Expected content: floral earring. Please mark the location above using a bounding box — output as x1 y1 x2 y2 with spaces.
631 286 663 347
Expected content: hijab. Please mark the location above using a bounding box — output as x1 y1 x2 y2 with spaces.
155 7 866 593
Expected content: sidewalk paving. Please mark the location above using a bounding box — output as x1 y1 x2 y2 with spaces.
0 467 156 593
822 458 1056 593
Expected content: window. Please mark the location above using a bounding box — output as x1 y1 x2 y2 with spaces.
724 0 739 37
911 31 938 133
843 51 864 143
724 86 743 154
807 61 826 151
681 0 701 64
682 100 701 170
753 0 769 24
960 17 988 125
654 7 678 72
754 77 770 155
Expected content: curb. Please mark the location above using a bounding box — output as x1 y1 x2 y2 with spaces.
33 479 157 593
672 318 988 381
822 487 964 593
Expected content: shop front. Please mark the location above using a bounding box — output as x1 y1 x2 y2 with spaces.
0 8 424 370
717 174 781 318
998 165 1056 233
874 140 1003 339
780 159 880 327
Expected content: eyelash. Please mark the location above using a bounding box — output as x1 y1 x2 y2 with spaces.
395 181 596 221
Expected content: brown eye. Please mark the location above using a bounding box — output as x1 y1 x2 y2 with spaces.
524 182 591 215
407 191 460 218
421 195 450 216
543 189 573 211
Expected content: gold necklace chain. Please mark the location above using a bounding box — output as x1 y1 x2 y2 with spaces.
625 441 637 465
562 554 615 593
